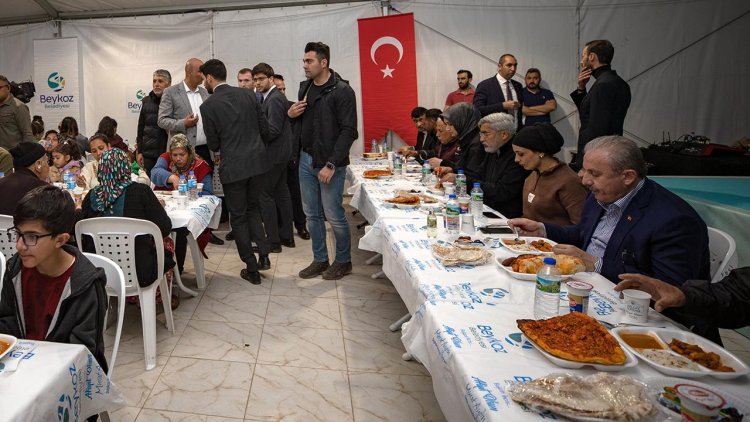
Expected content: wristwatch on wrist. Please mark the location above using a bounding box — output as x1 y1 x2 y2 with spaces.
325 162 335 170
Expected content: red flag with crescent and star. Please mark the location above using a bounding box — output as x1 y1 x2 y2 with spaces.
358 13 418 151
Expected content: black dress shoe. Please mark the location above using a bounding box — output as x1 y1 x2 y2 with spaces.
208 233 225 245
258 255 271 271
270 244 282 253
280 238 296 248
225 231 234 241
297 228 310 240
240 269 261 285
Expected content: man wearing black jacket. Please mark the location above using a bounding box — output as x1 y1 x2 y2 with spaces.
571 40 631 170
200 59 271 285
137 69 171 176
288 42 358 280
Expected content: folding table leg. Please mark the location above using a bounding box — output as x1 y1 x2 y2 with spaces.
371 270 385 279
365 253 381 265
389 313 411 331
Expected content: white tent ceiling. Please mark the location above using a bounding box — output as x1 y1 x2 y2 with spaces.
0 0 357 25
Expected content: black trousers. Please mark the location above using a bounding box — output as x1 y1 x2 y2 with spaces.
194 144 214 171
286 158 307 231
260 163 294 244
223 175 269 271
143 156 158 178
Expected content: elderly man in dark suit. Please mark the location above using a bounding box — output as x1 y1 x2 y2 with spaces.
252 62 295 251
473 54 524 131
570 39 631 170
199 59 271 285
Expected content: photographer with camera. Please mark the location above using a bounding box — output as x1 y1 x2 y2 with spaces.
0 75 35 150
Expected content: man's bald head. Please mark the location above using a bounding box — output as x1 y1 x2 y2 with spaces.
184 58 204 89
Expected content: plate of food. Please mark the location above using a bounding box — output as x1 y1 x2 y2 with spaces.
648 377 747 421
384 194 420 209
612 327 749 379
517 312 638 371
0 333 18 361
500 236 556 254
496 254 585 281
363 169 393 179
431 241 493 267
362 152 385 161
509 373 657 422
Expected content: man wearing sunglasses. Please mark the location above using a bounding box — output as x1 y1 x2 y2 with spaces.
0 75 35 150
0 185 108 372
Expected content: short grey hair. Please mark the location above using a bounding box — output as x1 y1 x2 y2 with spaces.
478 112 516 137
153 69 172 84
584 135 646 178
0 75 9 85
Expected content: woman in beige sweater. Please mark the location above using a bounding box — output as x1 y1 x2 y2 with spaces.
77 133 149 190
512 124 587 225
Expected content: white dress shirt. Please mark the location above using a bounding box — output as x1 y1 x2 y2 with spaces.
184 81 207 146
495 74 517 103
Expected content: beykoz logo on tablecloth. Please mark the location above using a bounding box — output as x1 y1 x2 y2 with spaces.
358 13 419 151
504 332 533 349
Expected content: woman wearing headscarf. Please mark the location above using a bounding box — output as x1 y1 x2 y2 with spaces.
428 102 484 178
151 134 214 274
80 148 178 308
512 123 587 225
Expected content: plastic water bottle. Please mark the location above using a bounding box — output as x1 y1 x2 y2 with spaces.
445 194 460 234
371 139 378 153
426 209 437 238
187 171 198 200
178 175 188 196
457 193 470 214
421 162 431 185
382 138 389 153
455 170 467 195
470 182 484 219
534 257 562 319
64 169 75 191
394 156 403 179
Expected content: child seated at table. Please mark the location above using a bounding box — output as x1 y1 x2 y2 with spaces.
0 185 108 373
49 140 83 183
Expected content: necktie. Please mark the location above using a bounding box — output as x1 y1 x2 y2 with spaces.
505 81 514 117
259 95 264 105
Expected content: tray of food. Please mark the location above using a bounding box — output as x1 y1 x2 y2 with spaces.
431 240 493 267
496 254 586 281
363 169 393 179
517 313 637 371
384 194 420 209
649 377 747 421
509 373 657 422
362 152 386 161
500 236 556 253
0 333 18 360
611 327 749 379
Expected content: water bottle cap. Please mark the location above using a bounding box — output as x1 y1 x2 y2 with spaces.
543 257 556 265
180 175 185 179
457 169 464 174
189 170 194 175
448 194 457 199
473 182 480 187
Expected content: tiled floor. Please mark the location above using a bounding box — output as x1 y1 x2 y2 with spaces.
105 208 446 422
104 204 750 422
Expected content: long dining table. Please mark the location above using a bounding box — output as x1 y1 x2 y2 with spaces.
346 156 750 422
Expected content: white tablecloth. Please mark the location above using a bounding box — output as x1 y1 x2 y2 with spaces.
164 194 222 238
0 340 126 421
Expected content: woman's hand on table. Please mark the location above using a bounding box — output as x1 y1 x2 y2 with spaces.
76 174 87 187
158 198 167 208
167 174 180 190
552 244 597 271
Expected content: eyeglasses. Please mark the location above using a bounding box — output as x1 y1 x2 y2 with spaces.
7 228 55 246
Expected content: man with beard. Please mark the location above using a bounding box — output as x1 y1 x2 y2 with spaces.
473 54 523 131
441 112 529 218
444 69 475 108
200 59 271 285
521 68 557 125
571 40 631 170
137 69 172 176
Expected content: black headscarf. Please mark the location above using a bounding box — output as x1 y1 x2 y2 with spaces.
442 103 481 142
513 123 564 154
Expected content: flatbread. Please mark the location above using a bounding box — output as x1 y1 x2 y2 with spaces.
517 312 627 365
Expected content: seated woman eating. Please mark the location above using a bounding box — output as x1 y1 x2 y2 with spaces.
77 133 149 190
80 148 178 308
150 134 214 275
512 123 587 225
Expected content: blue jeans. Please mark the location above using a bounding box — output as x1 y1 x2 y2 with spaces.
299 151 351 263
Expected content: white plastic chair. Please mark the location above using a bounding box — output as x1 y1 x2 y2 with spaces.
0 214 15 261
707 227 738 283
76 217 175 371
83 252 126 377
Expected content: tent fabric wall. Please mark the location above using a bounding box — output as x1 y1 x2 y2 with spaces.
0 0 748 156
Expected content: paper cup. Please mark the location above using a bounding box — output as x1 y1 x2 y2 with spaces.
460 214 475 234
622 289 651 323
171 190 180 198
197 183 204 193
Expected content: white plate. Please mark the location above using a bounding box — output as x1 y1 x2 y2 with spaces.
0 334 18 360
522 334 638 371
495 257 575 281
392 203 420 210
500 236 557 254
611 327 750 379
647 376 750 420
426 188 444 196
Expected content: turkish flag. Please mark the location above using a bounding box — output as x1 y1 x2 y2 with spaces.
358 13 419 151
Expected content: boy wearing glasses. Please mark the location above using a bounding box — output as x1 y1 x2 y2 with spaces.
0 185 108 372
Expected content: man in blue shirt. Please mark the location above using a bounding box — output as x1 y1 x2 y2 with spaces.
521 68 556 125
